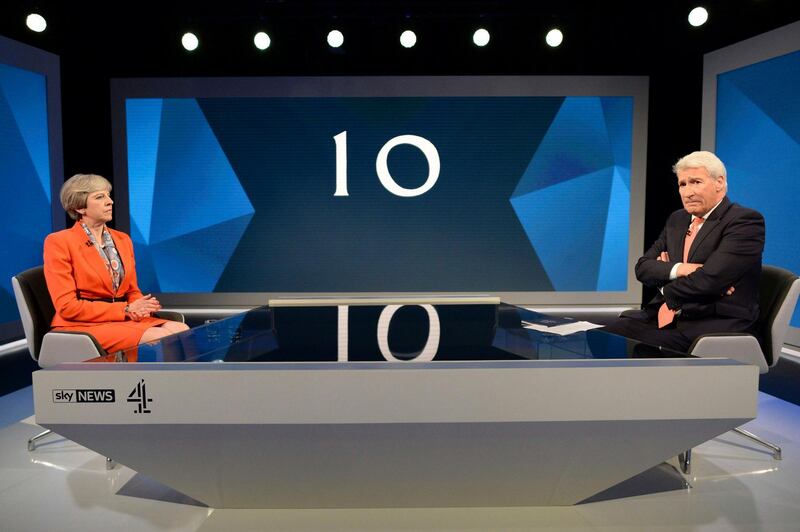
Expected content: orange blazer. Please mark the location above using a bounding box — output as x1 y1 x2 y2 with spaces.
43 222 145 327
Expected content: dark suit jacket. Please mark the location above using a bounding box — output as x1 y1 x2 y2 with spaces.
635 196 764 323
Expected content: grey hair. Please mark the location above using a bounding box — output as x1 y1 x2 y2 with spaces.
672 151 727 179
60 174 112 220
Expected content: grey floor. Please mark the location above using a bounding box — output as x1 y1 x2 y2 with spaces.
1 386 799 531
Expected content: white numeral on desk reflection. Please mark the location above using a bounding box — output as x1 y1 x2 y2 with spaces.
337 304 441 362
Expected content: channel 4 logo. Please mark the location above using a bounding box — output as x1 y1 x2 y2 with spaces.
127 379 153 414
52 389 116 403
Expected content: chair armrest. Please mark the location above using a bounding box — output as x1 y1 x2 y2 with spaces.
39 331 107 368
619 309 649 321
154 310 185 323
689 333 768 374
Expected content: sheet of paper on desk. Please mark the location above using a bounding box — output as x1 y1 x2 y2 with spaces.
522 321 605 336
519 313 574 327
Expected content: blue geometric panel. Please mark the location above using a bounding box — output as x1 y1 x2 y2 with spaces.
510 97 632 291
717 64 800 326
148 214 253 292
127 98 254 292
597 167 630 291
0 65 51 323
129 217 159 292
511 167 613 291
127 98 162 243
0 64 50 202
151 99 254 244
600 98 633 189
513 97 614 198
719 51 800 144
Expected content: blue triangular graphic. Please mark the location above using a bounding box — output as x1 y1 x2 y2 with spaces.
0 64 50 202
513 97 614 199
149 99 254 245
721 50 800 144
716 77 800 326
0 82 51 318
149 213 254 292
130 217 161 293
717 78 800 260
597 166 629 291
600 97 633 186
510 167 613 290
127 98 163 244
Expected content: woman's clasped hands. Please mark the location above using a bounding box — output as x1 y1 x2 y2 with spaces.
125 294 162 321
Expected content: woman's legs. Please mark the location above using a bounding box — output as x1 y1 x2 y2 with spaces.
139 320 190 344
159 320 191 334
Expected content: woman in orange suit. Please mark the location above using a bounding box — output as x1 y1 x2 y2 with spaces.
44 173 189 353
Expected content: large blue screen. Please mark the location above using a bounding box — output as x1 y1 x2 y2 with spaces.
114 77 647 303
716 50 800 326
0 63 52 323
125 94 633 294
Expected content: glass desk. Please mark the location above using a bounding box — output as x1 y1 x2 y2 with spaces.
106 302 689 364
33 300 758 508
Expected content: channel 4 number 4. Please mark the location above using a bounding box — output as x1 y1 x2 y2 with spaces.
333 131 440 197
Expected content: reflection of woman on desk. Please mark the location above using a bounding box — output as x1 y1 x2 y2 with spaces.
44 173 188 353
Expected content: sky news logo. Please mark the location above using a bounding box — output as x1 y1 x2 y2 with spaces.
52 389 116 403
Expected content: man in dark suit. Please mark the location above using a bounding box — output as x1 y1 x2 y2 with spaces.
604 151 765 353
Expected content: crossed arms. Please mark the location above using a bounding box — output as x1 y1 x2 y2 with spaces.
634 209 764 311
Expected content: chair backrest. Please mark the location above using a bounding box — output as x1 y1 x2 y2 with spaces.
11 265 56 361
756 265 800 367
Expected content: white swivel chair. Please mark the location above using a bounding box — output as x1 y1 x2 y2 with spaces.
12 265 184 462
679 265 800 473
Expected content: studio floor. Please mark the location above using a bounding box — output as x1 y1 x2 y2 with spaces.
1 387 799 532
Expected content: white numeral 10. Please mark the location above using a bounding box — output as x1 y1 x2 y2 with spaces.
337 304 441 362
333 131 441 197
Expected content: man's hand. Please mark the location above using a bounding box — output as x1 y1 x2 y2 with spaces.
725 285 735 296
657 251 669 262
677 263 703 277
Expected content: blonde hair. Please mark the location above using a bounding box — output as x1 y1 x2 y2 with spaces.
60 174 112 220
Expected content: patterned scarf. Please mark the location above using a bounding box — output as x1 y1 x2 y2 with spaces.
80 223 126 294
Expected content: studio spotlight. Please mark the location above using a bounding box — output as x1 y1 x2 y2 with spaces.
26 13 47 33
254 31 271 50
181 32 199 51
688 7 709 27
545 28 563 48
327 30 344 48
400 30 417 48
473 28 490 47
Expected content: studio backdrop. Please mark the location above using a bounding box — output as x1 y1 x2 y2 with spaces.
703 20 800 342
111 76 648 307
0 35 63 343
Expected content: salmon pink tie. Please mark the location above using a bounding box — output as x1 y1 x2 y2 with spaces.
658 217 705 328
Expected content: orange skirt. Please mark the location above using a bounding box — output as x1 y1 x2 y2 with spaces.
52 316 168 354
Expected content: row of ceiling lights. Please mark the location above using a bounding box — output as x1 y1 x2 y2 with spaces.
180 27 563 52
24 7 710 52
